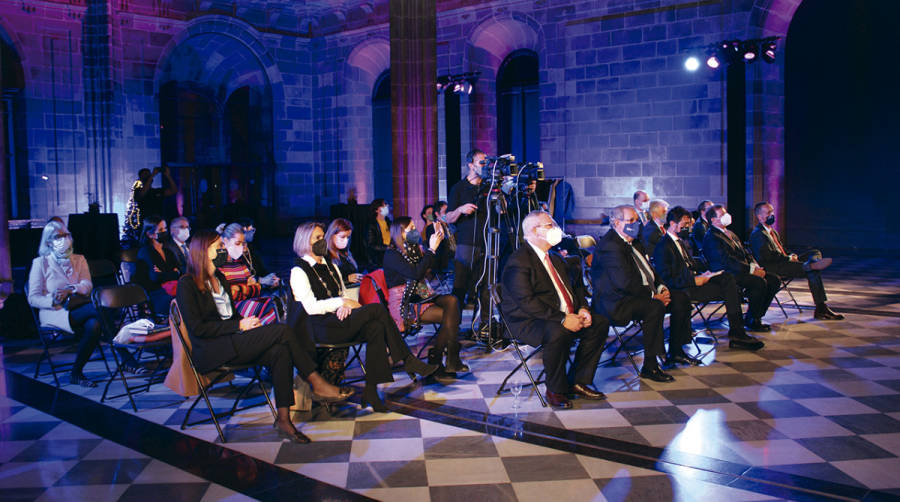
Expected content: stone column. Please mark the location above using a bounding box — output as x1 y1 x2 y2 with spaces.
390 0 438 230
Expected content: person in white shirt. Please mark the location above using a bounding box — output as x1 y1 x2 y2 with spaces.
290 222 438 412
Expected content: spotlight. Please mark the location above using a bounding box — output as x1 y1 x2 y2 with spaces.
706 52 720 69
684 56 700 72
453 82 462 93
762 40 777 63
741 41 758 62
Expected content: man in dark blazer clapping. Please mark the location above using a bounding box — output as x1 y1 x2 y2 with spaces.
591 205 692 382
703 204 780 332
501 211 608 409
654 206 764 351
749 202 842 321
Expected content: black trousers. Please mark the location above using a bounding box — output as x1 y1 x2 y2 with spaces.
516 316 608 394
309 303 411 386
68 303 103 375
452 244 490 323
607 292 690 370
226 323 294 409
765 254 827 305
682 272 746 337
734 272 780 320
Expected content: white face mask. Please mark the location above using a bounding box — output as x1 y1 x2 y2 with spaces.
51 236 72 257
224 240 244 260
544 227 563 247
174 228 190 243
719 213 733 227
335 236 349 250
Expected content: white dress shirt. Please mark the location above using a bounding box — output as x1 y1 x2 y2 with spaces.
290 255 350 315
526 241 573 315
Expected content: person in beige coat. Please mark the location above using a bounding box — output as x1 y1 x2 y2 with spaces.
27 220 102 387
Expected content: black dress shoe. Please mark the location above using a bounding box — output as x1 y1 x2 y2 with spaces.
639 367 675 382
666 353 702 367
274 423 312 444
744 318 772 332
545 390 573 409
571 383 606 400
729 334 765 351
814 304 844 320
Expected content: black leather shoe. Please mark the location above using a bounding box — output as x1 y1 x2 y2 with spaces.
729 335 765 351
805 257 832 271
666 353 702 367
640 367 675 382
814 304 844 320
744 318 772 332
404 355 439 378
545 390 573 409
571 384 606 400
274 423 312 444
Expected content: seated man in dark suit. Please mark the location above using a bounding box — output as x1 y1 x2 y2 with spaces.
633 190 650 225
654 206 765 352
640 199 668 255
165 216 191 272
691 200 713 255
703 204 780 332
501 211 608 409
749 202 842 320
591 205 692 382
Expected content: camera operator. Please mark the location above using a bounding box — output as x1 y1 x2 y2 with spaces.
446 149 490 327
135 166 177 221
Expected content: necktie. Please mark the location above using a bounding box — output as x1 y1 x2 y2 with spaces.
629 244 655 290
544 254 574 314
768 228 787 256
672 235 690 264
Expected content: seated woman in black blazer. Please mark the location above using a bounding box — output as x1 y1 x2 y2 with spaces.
290 222 438 412
135 215 181 316
383 217 469 382
176 230 351 444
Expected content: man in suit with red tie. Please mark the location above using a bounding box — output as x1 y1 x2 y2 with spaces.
749 202 843 320
703 204 780 332
501 211 608 409
654 206 765 351
591 205 693 383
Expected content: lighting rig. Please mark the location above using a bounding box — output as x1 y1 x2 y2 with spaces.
684 37 779 71
436 71 480 94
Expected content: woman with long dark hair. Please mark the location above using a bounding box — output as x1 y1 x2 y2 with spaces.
383 217 469 382
325 218 361 289
176 230 350 443
291 222 438 412
135 215 181 316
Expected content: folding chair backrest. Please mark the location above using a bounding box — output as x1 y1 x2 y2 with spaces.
88 259 118 287
92 284 153 338
165 299 216 396
119 248 139 284
359 269 389 306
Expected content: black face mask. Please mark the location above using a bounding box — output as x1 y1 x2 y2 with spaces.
156 231 169 242
212 248 228 268
312 239 327 257
765 215 775 226
678 228 691 240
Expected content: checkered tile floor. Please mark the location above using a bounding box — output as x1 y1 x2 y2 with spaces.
0 395 249 502
1 255 898 501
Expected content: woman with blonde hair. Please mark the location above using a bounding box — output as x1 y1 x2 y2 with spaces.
291 221 438 411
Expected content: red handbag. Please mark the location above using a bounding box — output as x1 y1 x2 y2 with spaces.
161 280 178 297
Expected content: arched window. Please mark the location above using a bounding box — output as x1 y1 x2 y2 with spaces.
2 38 27 219
497 49 539 163
372 70 392 202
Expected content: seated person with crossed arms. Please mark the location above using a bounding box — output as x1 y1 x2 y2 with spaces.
591 205 693 381
653 206 765 351
749 202 843 321
500 211 608 409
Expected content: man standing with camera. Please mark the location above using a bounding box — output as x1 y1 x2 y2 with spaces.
447 149 489 330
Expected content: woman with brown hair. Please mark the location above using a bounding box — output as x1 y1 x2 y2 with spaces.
383 217 469 382
176 230 350 443
325 218 361 289
290 222 438 412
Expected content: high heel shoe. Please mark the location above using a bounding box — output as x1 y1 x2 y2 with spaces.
445 361 470 374
311 386 355 404
273 422 311 444
403 355 439 378
361 385 388 413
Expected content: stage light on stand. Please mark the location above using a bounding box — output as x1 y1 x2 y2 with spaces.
742 41 758 62
762 40 777 63
706 53 720 69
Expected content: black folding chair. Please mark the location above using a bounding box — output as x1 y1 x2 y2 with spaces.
118 248 139 285
599 317 644 376
170 300 277 443
491 284 548 408
26 282 110 387
360 270 440 359
772 275 803 317
93 284 171 412
88 259 119 288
